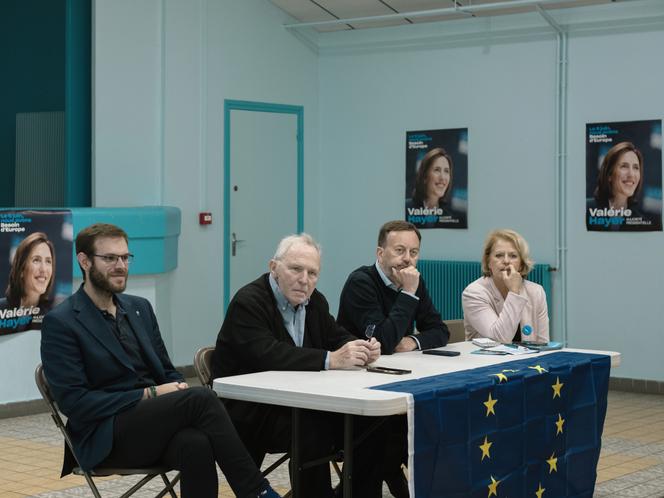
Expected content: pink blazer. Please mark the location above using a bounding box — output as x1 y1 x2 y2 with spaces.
462 277 549 343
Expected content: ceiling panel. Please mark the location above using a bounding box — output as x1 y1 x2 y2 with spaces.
385 0 458 12
270 0 621 31
315 0 398 19
270 0 337 22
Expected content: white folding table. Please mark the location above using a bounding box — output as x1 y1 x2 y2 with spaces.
213 342 620 497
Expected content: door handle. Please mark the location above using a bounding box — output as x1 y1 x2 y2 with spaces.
231 232 245 256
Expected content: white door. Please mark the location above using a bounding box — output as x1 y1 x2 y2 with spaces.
227 109 299 304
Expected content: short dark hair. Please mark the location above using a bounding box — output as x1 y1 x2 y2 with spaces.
377 220 421 247
76 223 128 279
594 141 644 207
5 232 55 307
412 147 454 206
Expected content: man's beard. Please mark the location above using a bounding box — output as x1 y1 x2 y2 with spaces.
89 262 127 295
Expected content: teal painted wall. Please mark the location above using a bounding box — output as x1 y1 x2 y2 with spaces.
0 0 66 206
0 0 91 208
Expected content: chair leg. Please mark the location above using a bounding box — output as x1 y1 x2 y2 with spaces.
82 473 103 498
332 460 343 479
118 474 162 498
262 453 289 476
156 472 181 498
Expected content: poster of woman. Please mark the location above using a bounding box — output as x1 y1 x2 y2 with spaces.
0 210 72 335
405 128 468 229
586 120 662 232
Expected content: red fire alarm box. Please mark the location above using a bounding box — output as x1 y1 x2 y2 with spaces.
199 212 212 225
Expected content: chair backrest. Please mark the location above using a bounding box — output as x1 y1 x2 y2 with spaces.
194 346 215 386
444 319 466 343
34 364 78 458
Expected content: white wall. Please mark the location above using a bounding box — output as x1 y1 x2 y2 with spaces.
565 26 664 381
6 0 663 407
94 0 164 205
316 17 557 325
315 2 664 382
93 0 319 367
90 0 664 381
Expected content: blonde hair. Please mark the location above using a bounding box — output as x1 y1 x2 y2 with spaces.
481 229 534 278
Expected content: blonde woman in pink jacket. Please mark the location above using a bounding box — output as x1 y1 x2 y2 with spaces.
462 229 549 344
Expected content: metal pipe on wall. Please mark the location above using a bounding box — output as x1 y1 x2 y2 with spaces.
537 5 569 346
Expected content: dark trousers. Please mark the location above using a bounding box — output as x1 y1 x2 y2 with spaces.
382 415 409 498
230 403 384 498
101 387 267 498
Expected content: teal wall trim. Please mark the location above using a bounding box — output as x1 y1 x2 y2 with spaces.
223 99 304 310
71 206 181 276
65 0 92 206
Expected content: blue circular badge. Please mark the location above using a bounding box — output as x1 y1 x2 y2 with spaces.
523 324 533 336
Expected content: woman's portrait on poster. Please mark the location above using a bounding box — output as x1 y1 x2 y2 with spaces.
0 232 56 332
587 141 661 231
406 147 467 228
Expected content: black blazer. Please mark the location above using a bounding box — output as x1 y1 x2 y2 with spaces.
211 274 356 424
40 287 182 474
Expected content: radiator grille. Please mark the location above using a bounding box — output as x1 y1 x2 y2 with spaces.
418 260 552 320
15 111 65 206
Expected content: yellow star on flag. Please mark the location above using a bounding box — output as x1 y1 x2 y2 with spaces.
492 373 508 383
535 482 546 498
546 452 558 473
479 436 493 461
487 476 500 497
484 393 498 416
552 377 564 398
528 365 547 374
555 413 565 435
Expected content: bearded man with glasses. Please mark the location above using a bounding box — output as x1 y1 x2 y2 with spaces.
41 223 281 498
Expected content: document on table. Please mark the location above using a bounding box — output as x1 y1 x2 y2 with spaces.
472 344 538 355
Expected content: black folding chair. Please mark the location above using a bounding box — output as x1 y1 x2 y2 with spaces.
194 346 304 497
35 364 181 498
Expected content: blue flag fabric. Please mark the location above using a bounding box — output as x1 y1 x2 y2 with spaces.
372 352 610 498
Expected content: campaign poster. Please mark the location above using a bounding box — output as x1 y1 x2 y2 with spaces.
405 128 468 229
586 120 662 232
0 210 73 335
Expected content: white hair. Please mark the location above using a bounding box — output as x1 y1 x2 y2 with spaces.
272 233 322 261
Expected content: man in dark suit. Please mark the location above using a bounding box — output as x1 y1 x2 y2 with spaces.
337 220 449 354
211 233 384 498
337 220 450 498
41 223 281 498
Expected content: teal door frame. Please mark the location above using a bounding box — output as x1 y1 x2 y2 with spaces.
223 99 304 310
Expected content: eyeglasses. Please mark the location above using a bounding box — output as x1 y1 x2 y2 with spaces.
92 253 135 266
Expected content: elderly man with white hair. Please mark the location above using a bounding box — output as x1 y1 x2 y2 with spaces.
211 233 384 498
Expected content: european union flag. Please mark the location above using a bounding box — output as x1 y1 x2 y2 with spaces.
373 352 610 498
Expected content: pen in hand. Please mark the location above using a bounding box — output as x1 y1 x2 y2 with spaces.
364 324 376 342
